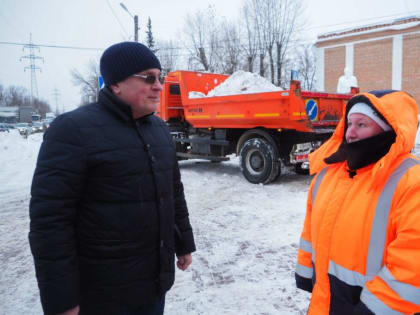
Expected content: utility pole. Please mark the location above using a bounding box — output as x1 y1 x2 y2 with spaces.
120 3 139 42
20 33 44 104
51 88 61 115
134 15 139 42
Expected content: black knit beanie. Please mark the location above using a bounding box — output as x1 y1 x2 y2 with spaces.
100 41 161 86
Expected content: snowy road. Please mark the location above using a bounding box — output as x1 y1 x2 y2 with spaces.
1 129 419 314
166 160 312 314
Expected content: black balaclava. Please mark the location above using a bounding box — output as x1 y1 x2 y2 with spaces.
324 94 396 177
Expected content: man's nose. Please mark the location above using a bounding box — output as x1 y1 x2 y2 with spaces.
152 80 163 91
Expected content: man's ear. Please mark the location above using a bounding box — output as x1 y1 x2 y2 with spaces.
110 83 121 94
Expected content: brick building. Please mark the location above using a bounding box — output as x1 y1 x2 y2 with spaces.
314 16 420 108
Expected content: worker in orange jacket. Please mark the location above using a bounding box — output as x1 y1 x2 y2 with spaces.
296 89 420 314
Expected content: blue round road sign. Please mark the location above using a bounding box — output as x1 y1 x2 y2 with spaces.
98 76 105 90
305 99 318 121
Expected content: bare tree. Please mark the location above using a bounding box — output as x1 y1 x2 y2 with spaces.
171 0 307 84
275 0 305 88
218 19 243 74
32 98 52 117
241 0 304 86
241 3 258 72
156 40 179 75
4 86 30 107
295 44 316 90
243 0 269 78
70 59 100 105
0 84 4 106
261 0 277 83
183 5 220 72
0 84 51 116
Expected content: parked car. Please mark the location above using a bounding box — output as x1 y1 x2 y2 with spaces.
15 123 30 135
0 123 9 132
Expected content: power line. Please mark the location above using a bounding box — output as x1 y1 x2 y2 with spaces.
0 41 103 51
0 10 418 55
106 0 129 39
0 40 186 56
0 37 321 53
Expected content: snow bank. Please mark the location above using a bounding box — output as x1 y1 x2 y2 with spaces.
0 130 42 197
189 70 282 98
0 130 44 315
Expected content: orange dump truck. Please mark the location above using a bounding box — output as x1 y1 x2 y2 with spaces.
156 70 358 184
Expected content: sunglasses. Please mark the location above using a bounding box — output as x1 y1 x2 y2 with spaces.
132 73 165 84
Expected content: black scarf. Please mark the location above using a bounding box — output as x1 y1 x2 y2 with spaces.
324 131 396 177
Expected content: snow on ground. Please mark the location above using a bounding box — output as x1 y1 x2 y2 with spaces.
0 130 44 315
0 127 419 315
0 130 311 314
189 70 282 98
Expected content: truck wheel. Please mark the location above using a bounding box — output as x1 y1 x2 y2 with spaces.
239 138 280 184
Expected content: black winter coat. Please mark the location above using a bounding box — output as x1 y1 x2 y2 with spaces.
29 88 196 315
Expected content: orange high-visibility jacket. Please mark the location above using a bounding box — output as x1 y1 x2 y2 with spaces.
296 90 420 314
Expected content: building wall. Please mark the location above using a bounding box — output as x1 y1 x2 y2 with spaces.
354 38 393 91
315 47 325 91
316 25 420 108
324 46 346 92
402 33 420 103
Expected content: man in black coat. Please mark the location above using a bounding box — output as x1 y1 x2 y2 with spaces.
29 42 196 315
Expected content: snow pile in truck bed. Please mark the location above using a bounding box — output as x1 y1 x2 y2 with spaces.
188 91 206 98
188 70 282 98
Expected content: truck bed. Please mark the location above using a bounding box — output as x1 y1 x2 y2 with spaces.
159 71 355 133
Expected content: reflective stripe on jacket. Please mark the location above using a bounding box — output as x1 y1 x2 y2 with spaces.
296 90 420 314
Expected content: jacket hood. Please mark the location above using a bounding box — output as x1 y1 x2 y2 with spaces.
309 90 418 180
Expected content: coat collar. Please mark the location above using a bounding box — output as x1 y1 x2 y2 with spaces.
99 87 155 123
99 87 133 122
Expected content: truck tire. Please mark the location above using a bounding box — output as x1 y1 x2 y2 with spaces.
175 142 188 161
239 138 280 184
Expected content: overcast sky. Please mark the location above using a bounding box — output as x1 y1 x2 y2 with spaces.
1 0 419 113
